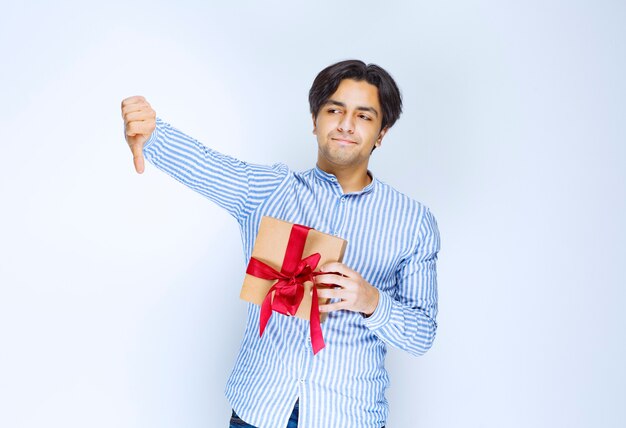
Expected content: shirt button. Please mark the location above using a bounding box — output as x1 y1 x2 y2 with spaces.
340 198 346 203
299 379 305 384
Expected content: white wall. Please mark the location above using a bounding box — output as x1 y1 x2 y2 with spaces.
1 1 624 427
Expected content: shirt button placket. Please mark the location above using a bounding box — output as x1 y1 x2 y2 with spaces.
334 195 347 236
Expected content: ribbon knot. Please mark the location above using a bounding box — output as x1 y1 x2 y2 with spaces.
245 224 326 354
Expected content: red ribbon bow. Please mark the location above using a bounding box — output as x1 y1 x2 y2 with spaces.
245 223 325 354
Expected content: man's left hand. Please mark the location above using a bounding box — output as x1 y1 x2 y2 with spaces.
315 262 380 317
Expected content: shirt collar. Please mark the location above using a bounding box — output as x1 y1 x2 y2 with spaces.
313 165 376 196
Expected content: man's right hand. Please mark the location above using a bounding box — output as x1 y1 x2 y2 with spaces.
121 96 157 174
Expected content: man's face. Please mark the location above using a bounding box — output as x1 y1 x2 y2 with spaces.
313 79 387 172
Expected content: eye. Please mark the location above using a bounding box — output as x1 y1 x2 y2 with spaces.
358 114 372 121
327 108 341 114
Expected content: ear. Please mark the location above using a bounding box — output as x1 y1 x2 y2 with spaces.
374 127 388 148
312 113 317 135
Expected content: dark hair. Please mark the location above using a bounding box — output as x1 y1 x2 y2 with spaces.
309 59 403 130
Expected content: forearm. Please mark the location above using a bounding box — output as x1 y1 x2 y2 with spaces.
143 118 287 220
363 207 440 356
363 291 437 356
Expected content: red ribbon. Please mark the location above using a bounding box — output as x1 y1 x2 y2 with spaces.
246 223 325 354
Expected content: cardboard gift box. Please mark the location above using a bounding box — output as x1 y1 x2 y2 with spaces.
240 216 347 353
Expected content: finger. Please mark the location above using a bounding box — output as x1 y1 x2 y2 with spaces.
315 288 343 300
125 120 153 137
122 104 151 122
130 143 145 174
122 105 152 121
121 95 146 109
319 262 357 277
123 109 155 123
121 99 153 119
318 301 347 313
314 274 351 288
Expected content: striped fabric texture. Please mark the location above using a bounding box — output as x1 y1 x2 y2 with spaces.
143 118 440 428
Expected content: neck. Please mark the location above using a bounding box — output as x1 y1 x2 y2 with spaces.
317 163 372 193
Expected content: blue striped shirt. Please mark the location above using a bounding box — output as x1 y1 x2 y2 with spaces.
143 118 440 428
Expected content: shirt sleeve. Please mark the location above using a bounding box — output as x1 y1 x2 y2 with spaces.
362 207 440 356
142 118 289 221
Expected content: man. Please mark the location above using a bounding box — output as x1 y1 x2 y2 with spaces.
121 60 440 428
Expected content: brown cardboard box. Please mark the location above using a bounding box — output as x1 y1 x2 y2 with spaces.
240 216 347 321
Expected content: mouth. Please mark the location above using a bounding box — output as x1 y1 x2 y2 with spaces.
331 137 358 145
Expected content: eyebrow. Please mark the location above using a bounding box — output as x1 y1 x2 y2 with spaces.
325 99 379 118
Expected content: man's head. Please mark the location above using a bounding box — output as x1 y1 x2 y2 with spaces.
309 60 402 174
309 60 403 132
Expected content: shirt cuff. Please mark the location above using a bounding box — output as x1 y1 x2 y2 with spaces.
143 117 162 152
362 290 392 330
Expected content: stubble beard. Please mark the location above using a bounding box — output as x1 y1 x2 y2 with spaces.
320 144 361 168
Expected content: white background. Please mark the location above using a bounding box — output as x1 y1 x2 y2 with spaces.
1 1 625 427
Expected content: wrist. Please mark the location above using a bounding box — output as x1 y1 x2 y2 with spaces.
362 288 380 317
361 291 392 330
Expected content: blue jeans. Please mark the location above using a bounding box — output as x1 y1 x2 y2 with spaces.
228 400 386 427
229 400 299 427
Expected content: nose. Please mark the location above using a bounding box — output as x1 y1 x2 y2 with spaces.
337 114 355 134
